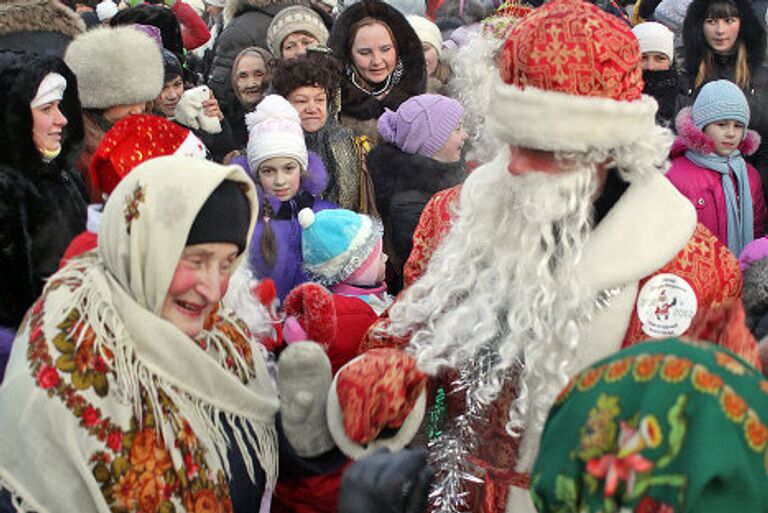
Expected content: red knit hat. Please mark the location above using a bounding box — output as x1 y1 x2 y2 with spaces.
90 114 207 198
487 0 658 153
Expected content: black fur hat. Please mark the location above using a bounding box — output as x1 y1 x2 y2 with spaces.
682 0 766 76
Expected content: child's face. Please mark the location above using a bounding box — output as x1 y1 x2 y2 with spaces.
704 120 744 156
433 121 469 163
258 157 302 201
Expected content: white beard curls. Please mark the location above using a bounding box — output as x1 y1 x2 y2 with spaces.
387 148 601 463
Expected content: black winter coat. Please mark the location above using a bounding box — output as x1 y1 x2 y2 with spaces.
367 143 465 269
0 51 87 329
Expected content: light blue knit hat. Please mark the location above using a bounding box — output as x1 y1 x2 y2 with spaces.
299 208 383 286
692 80 750 131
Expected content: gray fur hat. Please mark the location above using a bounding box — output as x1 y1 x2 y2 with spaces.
64 26 163 109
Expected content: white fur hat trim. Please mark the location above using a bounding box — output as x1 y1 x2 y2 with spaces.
326 354 427 461
486 81 659 153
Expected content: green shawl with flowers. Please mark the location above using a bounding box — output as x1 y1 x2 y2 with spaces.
532 338 768 513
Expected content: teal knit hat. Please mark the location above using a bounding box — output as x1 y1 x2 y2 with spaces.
692 80 750 130
298 208 383 286
532 338 768 513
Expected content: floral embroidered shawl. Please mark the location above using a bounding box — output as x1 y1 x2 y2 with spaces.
532 338 768 513
0 157 279 513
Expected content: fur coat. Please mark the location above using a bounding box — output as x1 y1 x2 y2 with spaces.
0 51 87 330
367 142 466 268
0 0 84 57
327 0 426 138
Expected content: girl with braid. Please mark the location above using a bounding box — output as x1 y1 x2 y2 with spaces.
237 95 337 300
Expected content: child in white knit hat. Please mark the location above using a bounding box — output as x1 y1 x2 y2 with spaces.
239 94 338 300
631 21 679 127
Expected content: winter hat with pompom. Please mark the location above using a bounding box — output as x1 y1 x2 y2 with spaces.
298 208 383 286
377 94 464 158
246 94 308 172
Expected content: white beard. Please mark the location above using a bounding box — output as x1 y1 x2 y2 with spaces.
387 147 600 468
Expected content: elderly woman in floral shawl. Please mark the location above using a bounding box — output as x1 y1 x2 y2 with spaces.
0 156 279 513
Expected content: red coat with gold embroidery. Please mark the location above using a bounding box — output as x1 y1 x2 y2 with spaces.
360 180 759 513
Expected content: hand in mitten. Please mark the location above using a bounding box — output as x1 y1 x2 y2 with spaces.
277 342 335 457
338 448 433 513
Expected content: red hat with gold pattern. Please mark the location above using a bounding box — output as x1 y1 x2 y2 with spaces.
90 114 208 198
487 0 659 153
326 348 428 460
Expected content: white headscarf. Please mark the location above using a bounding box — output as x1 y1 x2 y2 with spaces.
0 157 279 513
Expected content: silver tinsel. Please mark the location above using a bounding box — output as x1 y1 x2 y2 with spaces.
428 344 501 513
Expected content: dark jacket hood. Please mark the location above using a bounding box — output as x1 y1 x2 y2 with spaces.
328 0 426 121
0 50 84 174
682 0 766 77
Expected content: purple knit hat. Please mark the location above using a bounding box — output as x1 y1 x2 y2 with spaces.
377 94 464 158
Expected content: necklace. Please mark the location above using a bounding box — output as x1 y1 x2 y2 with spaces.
349 70 392 97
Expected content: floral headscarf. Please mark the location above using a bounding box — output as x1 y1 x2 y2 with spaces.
0 157 279 513
532 338 768 513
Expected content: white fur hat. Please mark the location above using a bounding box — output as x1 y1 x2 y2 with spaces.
64 26 163 109
632 21 674 61
246 94 309 172
407 14 443 58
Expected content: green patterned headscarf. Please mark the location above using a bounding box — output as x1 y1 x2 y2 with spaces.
532 338 768 513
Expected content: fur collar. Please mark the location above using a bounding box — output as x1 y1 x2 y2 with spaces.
682 0 766 76
368 142 467 196
0 0 84 39
672 106 761 158
328 0 426 120
578 171 696 293
258 150 329 213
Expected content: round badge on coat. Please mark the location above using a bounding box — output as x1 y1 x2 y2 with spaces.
636 273 698 338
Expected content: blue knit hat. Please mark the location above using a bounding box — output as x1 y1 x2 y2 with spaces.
299 208 383 286
377 94 464 158
692 80 750 131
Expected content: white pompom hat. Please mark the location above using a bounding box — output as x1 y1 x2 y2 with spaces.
245 94 309 172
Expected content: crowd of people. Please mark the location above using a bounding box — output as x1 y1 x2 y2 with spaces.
1 0 768 511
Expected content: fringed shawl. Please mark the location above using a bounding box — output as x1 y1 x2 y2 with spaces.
0 157 279 513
